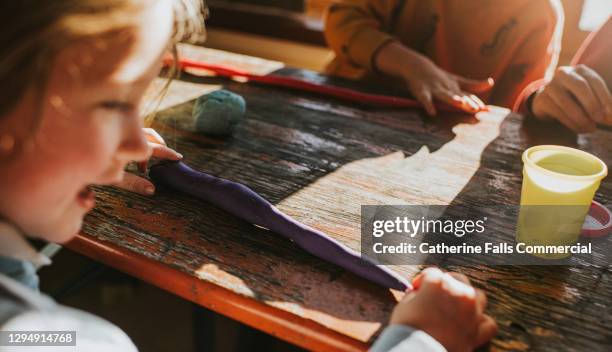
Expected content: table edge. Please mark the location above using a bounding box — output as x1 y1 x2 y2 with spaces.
66 233 369 352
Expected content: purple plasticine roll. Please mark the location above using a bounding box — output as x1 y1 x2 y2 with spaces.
149 161 410 291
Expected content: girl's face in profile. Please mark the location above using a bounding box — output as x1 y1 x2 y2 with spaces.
0 0 173 242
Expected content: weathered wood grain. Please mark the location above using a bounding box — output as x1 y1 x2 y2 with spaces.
74 45 612 351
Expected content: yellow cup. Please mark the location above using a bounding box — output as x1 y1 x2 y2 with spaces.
516 145 608 258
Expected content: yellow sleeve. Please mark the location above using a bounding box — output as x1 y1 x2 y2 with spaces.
492 0 563 107
323 0 401 71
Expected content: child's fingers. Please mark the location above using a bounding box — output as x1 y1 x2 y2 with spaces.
475 315 498 347
460 95 481 112
114 172 155 196
443 273 477 298
557 67 603 123
398 289 418 304
143 128 167 145
411 272 424 289
574 65 612 123
435 91 464 109
149 142 183 161
412 267 444 289
448 272 471 285
475 288 487 310
469 94 486 110
547 85 597 133
134 142 182 174
455 76 494 93
473 288 488 316
435 91 476 113
435 90 486 113
413 88 436 116
535 92 584 132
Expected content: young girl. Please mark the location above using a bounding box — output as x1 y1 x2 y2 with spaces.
0 1 495 350
0 0 202 350
324 0 563 115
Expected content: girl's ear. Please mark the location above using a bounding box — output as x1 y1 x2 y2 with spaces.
0 133 15 155
0 86 42 161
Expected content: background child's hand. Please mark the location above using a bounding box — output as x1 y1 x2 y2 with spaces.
375 42 493 116
115 128 182 195
390 267 497 352
532 65 612 133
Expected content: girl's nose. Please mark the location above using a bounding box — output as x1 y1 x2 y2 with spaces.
116 117 149 163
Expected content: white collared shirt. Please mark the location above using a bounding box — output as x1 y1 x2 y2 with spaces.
0 221 138 351
0 221 50 268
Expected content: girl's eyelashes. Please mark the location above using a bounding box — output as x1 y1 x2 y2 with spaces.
99 100 135 113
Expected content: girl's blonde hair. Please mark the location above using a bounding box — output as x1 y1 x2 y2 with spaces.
0 0 207 154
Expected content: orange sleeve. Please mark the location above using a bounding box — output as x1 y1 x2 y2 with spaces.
512 78 547 115
498 0 563 109
571 16 612 88
323 0 400 71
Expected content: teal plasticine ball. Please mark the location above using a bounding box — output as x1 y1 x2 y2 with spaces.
193 89 246 135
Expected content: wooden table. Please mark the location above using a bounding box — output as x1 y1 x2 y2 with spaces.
67 44 612 352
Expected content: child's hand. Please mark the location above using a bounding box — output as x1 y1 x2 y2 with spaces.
390 267 497 352
531 65 612 133
400 56 493 116
115 128 182 195
375 42 493 116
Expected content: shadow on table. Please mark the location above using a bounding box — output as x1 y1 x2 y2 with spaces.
416 112 581 266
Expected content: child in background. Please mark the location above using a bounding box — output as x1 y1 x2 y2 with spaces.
0 0 495 350
514 16 612 133
324 0 563 115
